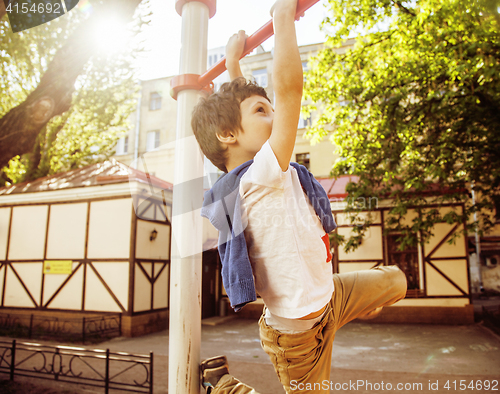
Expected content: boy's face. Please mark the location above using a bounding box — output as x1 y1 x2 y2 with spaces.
238 95 274 157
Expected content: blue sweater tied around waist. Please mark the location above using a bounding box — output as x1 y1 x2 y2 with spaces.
201 160 337 312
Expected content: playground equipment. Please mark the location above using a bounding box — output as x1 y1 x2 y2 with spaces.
170 1 320 392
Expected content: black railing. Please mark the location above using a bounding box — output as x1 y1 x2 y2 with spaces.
0 313 121 344
0 339 153 393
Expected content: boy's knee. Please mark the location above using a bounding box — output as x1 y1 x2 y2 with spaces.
376 265 407 299
390 266 408 299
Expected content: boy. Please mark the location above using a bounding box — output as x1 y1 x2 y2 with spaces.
193 1 407 392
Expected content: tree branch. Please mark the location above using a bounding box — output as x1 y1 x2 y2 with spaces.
392 1 416 17
0 0 143 170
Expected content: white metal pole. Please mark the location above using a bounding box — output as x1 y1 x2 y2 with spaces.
169 2 209 393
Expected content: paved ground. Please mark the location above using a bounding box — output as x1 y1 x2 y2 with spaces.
3 316 499 394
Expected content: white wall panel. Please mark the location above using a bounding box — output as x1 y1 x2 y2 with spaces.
337 226 383 261
47 203 87 259
85 265 121 312
398 209 419 228
92 262 129 311
425 263 463 296
136 221 170 260
336 211 381 226
431 259 469 294
141 262 153 278
431 225 466 258
0 208 11 260
87 199 132 259
9 205 48 260
134 264 151 312
48 263 83 310
4 265 35 307
153 263 169 309
12 262 42 306
423 206 463 257
136 198 156 220
43 262 80 306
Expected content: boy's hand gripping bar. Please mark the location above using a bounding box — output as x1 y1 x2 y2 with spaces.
171 0 321 99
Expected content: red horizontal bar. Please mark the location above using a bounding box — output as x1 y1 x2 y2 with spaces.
197 0 320 88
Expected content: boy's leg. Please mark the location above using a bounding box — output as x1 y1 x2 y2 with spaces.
211 374 260 394
259 308 336 393
258 266 407 393
331 265 407 330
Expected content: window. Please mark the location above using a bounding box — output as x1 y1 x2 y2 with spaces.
298 114 312 129
252 68 268 88
209 53 224 67
149 92 161 111
387 234 420 292
115 136 129 155
146 130 160 151
296 153 310 170
302 61 309 81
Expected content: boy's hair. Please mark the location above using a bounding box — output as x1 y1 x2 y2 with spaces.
192 77 270 173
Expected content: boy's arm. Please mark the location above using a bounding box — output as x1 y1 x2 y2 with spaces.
226 30 246 80
269 0 303 171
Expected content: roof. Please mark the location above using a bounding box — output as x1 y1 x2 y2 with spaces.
0 159 173 196
316 174 466 201
316 175 359 200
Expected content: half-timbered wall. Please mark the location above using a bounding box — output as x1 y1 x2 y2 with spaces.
334 205 470 308
0 194 171 320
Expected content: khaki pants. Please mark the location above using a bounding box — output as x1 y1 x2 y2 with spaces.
212 266 407 394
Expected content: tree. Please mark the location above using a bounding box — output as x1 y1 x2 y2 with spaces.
304 0 500 251
0 0 146 185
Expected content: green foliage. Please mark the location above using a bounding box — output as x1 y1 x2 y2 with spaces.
0 0 148 185
304 0 500 251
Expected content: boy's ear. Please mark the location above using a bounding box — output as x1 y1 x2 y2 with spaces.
216 130 237 145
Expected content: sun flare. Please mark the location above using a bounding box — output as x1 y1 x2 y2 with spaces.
90 15 133 54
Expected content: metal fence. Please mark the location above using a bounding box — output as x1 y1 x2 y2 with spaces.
0 313 121 344
0 339 153 393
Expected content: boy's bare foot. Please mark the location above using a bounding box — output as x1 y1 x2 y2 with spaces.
201 355 229 393
357 307 383 320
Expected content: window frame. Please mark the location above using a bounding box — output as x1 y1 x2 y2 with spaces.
295 152 310 170
149 92 162 111
146 130 160 152
252 68 268 88
386 233 425 297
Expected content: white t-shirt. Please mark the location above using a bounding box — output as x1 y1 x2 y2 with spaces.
239 141 334 318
